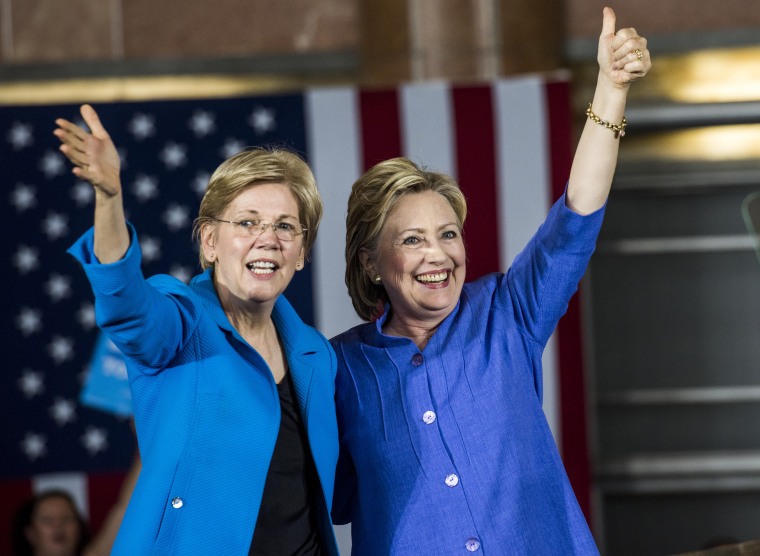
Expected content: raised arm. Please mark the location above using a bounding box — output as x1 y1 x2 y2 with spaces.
54 105 130 263
566 7 651 215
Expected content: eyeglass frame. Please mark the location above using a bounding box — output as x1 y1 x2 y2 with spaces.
208 217 307 242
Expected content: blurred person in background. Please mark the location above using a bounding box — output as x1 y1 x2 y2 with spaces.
12 489 88 556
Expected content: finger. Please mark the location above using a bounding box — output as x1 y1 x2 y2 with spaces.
80 104 109 138
614 39 648 66
601 6 616 38
54 118 88 143
53 129 85 156
59 144 90 168
613 28 641 53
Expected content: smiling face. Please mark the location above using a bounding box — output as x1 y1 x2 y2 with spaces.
25 495 81 556
201 182 305 317
363 190 466 329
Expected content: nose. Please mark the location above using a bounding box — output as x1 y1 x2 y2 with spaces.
256 221 276 236
423 238 447 263
253 221 279 246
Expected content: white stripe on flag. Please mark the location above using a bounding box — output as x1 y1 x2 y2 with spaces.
400 82 456 176
306 87 364 339
494 77 561 444
32 472 89 519
494 77 551 267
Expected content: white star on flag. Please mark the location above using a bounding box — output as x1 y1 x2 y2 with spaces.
131 174 159 202
50 398 77 426
22 432 47 461
48 335 75 365
163 203 191 232
10 184 37 212
128 112 156 140
71 182 94 206
14 245 40 274
193 172 211 197
140 236 162 263
45 274 72 302
170 265 193 284
42 212 69 240
249 106 276 134
7 121 33 150
76 303 96 330
81 427 108 455
18 369 45 398
159 142 187 170
17 307 43 336
220 137 246 159
189 110 216 137
39 150 66 179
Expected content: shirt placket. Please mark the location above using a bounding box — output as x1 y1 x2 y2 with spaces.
400 346 483 553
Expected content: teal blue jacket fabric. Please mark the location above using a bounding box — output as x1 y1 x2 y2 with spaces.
69 225 340 556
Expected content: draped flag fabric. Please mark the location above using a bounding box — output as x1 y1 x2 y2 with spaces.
0 74 590 553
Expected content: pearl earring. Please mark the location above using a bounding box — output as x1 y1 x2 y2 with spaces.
373 275 382 284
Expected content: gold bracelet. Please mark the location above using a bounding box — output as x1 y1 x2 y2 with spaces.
586 103 627 138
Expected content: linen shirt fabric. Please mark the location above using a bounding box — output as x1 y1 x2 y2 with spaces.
68 225 340 556
331 194 604 555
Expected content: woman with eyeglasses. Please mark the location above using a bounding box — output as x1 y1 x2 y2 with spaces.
55 106 339 555
331 8 650 554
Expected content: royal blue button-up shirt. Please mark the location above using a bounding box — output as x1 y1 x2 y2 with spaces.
331 194 603 555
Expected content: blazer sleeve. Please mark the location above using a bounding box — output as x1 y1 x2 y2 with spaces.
68 224 202 372
497 190 605 346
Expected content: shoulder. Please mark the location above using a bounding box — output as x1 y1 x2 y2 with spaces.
461 273 503 304
330 321 373 351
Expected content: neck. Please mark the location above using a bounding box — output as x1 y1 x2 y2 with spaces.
383 315 441 349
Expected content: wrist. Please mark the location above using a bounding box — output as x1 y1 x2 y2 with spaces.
591 74 629 120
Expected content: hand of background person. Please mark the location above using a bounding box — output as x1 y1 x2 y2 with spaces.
597 7 651 88
54 104 121 198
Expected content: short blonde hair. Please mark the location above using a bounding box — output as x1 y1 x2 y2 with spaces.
345 157 467 321
192 147 322 270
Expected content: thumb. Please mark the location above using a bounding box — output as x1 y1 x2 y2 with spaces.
80 104 109 138
601 6 616 38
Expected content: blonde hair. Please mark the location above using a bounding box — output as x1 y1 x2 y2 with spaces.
345 157 467 321
192 147 322 270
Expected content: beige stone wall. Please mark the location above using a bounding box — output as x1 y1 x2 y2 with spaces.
566 0 760 39
0 0 357 64
0 0 757 94
2 0 757 67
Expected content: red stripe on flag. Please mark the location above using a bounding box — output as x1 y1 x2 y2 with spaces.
545 79 592 521
451 85 500 280
359 89 403 170
0 478 34 556
87 471 128 537
546 80 574 203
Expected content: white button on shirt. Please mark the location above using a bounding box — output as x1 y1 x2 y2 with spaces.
465 538 481 551
445 474 459 487
422 410 436 424
171 497 183 509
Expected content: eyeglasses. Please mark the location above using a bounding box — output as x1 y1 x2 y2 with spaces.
210 218 306 242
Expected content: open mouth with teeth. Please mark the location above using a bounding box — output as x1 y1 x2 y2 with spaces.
246 261 278 275
416 271 449 284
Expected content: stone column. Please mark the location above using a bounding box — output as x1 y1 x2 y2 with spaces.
358 0 564 85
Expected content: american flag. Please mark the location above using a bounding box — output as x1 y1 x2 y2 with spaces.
0 75 588 553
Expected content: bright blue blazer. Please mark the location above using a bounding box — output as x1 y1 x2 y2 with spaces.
69 226 340 555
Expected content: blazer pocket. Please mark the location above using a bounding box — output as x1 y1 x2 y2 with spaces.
153 460 198 551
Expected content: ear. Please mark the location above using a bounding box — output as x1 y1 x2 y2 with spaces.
200 222 217 263
358 247 377 280
295 247 305 271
